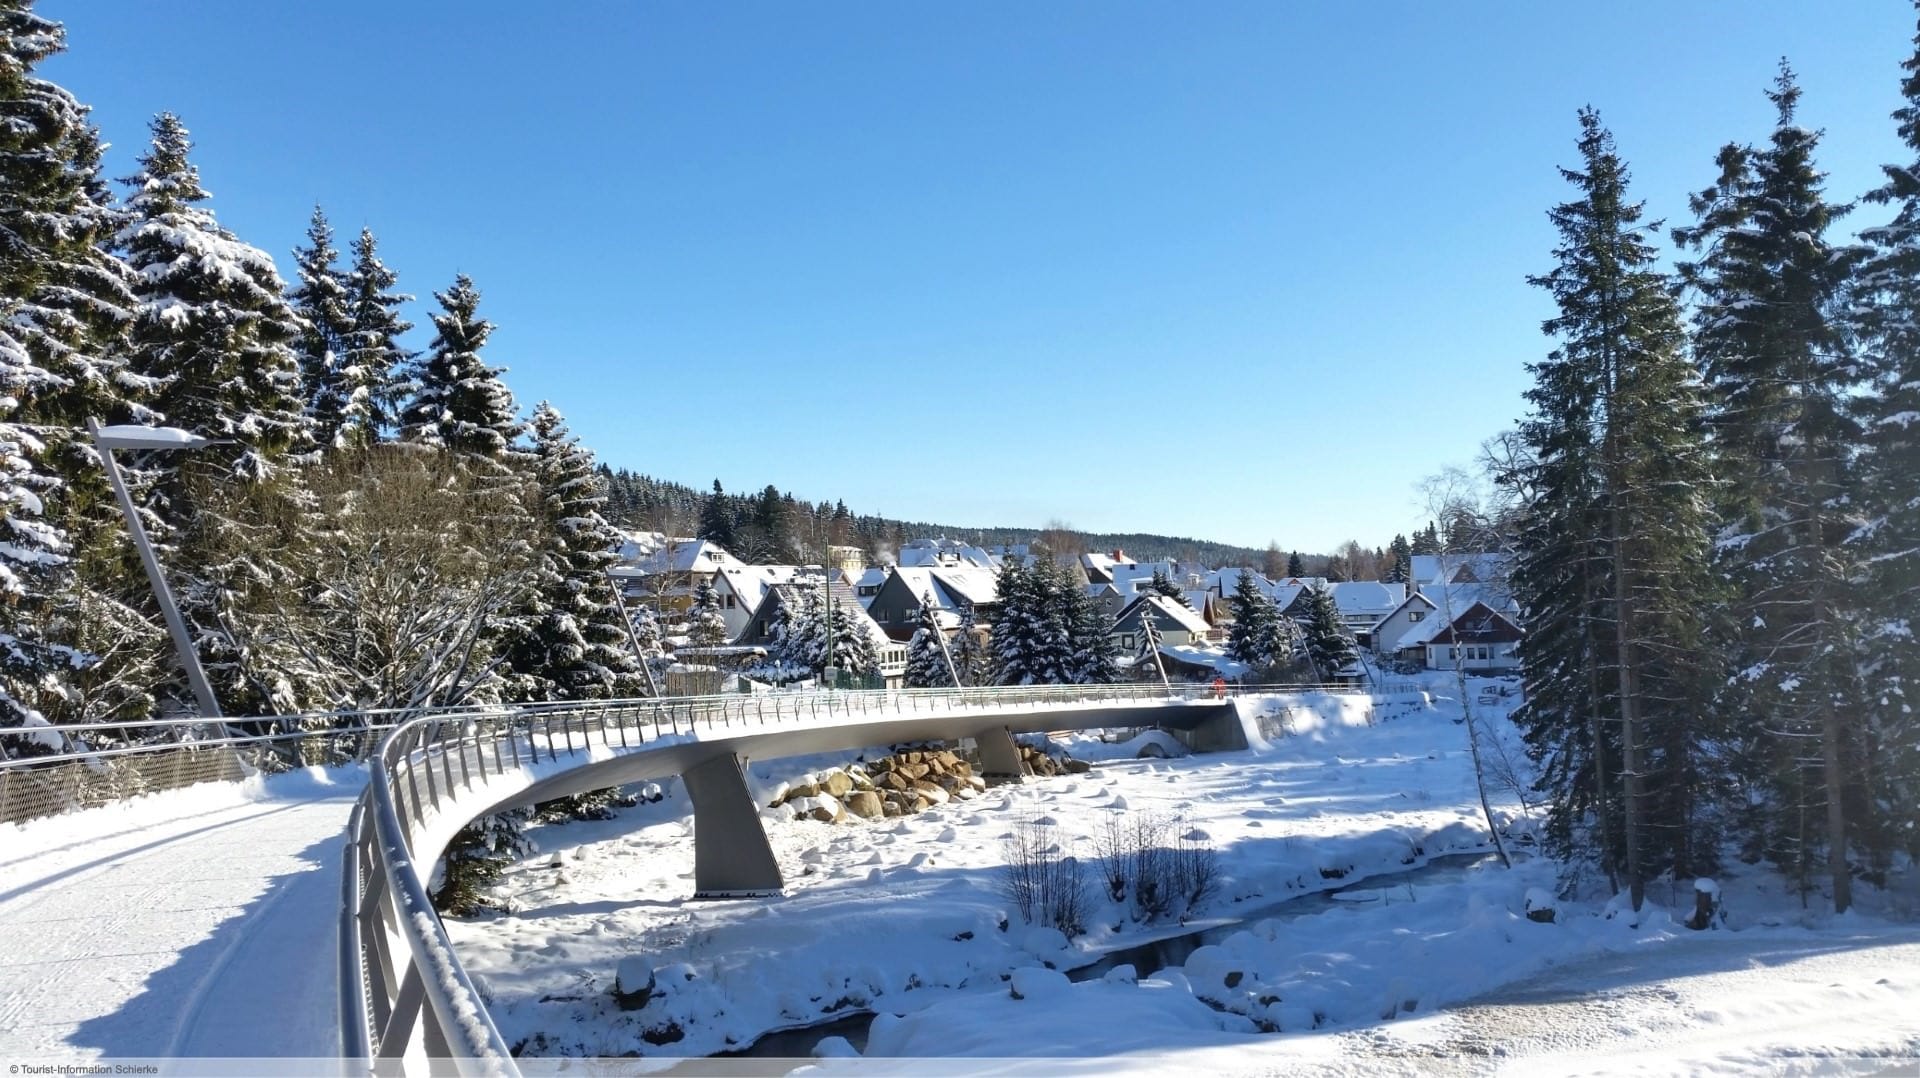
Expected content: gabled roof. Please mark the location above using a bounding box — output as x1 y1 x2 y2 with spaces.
883 565 1001 610
1410 552 1512 587
898 537 1000 570
714 565 804 611
623 537 741 576
1424 602 1525 645
1329 581 1408 617
1114 594 1211 637
1394 591 1523 648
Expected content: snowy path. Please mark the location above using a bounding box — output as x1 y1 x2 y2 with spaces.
0 770 359 1061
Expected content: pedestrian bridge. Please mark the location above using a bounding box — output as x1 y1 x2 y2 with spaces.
339 683 1329 1073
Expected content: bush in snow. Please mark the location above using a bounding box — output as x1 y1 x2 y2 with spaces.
1001 817 1087 937
1093 810 1220 924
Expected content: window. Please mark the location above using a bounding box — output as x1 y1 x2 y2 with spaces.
1122 634 1136 650
1448 647 1459 661
1408 611 1425 623
876 610 890 623
724 595 736 609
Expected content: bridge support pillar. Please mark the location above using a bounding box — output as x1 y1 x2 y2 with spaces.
684 753 784 899
975 726 1030 784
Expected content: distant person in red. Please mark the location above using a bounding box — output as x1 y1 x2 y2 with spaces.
1211 676 1227 699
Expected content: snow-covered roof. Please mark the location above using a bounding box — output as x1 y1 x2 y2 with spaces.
1107 560 1180 596
616 535 741 575
898 537 1000 570
887 565 1001 609
1155 643 1249 681
1329 581 1407 618
1394 586 1521 647
1118 594 1211 637
1410 552 1512 588
714 565 804 612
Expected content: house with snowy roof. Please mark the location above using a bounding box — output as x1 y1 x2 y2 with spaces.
898 537 1000 570
1110 594 1211 653
1410 553 1513 592
1327 581 1408 644
863 564 1002 641
711 564 806 640
1373 584 1524 671
608 535 743 610
732 578 908 684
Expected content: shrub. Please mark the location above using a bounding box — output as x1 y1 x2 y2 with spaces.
1001 818 1088 937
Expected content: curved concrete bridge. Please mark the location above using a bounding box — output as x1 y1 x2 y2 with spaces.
341 684 1310 1072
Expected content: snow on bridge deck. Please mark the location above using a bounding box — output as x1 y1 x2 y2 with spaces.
0 768 359 1060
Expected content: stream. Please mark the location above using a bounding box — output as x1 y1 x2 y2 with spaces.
710 849 1507 1060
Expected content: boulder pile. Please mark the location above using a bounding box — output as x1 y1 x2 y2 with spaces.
769 748 986 823
768 743 1093 824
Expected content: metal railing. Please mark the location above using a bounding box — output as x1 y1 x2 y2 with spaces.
343 680 1361 1072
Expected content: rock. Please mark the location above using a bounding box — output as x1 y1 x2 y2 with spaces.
965 776 987 792
911 780 949 805
881 800 902 817
867 757 893 773
792 795 844 824
1103 964 1138 985
933 773 964 792
849 770 875 791
909 795 931 813
845 790 885 819
822 771 854 799
1523 887 1558 924
614 958 656 1011
788 780 822 800
879 771 909 792
1064 758 1091 774
900 763 931 781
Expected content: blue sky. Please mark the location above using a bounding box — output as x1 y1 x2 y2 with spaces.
43 2 1915 554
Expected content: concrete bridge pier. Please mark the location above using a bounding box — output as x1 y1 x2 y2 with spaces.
974 725 1031 783
683 753 784 899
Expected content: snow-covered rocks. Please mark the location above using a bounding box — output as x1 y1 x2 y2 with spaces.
766 745 1078 825
1523 887 1558 924
1008 966 1070 1000
613 957 656 1011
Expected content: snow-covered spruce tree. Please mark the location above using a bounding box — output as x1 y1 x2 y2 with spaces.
768 589 822 673
950 602 987 687
0 2 158 733
329 228 413 448
821 596 880 681
1065 576 1118 684
993 556 1073 685
504 403 645 702
117 112 311 713
1226 569 1278 671
1298 585 1357 679
904 593 956 687
1851 10 1920 862
1674 65 1870 912
434 806 533 916
1286 551 1305 578
400 275 522 460
687 581 728 648
1512 109 1722 905
287 206 351 442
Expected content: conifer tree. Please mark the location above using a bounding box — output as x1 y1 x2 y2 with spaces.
0 1 153 731
118 112 310 712
1674 65 1869 911
992 556 1072 685
1386 534 1413 584
1226 570 1277 668
1509 109 1722 908
698 479 735 550
400 275 522 459
951 602 987 687
288 206 350 438
1286 551 1304 578
1065 578 1118 684
688 582 728 648
506 403 645 701
1298 585 1358 678
1146 567 1185 603
904 594 954 688
336 228 413 445
1851 8 1920 861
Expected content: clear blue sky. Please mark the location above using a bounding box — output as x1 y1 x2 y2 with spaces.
43 2 1915 554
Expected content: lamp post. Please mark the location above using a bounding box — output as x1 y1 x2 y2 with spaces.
89 418 228 721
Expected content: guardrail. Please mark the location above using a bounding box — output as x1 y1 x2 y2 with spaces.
342 681 1359 1072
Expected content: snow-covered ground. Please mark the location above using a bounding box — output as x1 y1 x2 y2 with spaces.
447 676 1920 1072
0 766 358 1061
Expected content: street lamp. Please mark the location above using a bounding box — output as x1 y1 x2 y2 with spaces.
89 418 229 722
